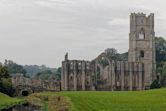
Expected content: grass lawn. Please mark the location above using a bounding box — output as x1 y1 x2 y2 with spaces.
35 88 166 111
0 92 25 110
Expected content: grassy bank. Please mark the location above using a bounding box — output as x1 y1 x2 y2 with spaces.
0 92 26 110
27 93 71 111
28 88 166 111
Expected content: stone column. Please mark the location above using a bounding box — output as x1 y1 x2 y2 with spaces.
129 62 133 91
125 62 129 90
109 63 112 90
121 61 125 91
134 63 138 90
64 62 68 91
82 62 86 90
73 61 77 91
138 63 143 90
111 61 115 91
117 61 121 90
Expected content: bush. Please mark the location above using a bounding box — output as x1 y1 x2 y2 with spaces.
150 80 161 89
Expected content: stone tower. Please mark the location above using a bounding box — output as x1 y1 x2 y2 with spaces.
128 13 156 89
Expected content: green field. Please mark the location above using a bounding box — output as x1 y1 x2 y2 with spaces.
37 88 166 111
0 92 25 110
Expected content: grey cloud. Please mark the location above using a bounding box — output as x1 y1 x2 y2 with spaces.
0 0 165 67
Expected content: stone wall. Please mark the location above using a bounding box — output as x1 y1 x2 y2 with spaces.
61 59 144 91
12 74 60 95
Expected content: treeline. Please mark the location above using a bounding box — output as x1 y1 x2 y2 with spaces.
3 60 61 80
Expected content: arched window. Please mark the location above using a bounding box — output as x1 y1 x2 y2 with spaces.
140 50 144 58
139 28 145 39
70 76 73 80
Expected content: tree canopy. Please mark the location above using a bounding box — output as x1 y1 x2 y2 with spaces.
4 60 26 75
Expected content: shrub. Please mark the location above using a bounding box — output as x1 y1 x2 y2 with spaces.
150 80 161 89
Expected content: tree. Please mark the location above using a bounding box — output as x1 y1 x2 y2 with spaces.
155 37 166 63
0 64 14 96
155 37 166 87
55 67 61 80
4 60 26 75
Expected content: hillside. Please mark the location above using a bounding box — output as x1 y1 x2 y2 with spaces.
0 92 25 110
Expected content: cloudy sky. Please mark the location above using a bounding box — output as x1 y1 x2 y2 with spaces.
0 0 166 67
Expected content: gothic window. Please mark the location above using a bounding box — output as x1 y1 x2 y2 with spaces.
78 62 82 69
70 76 73 80
78 62 81 66
86 62 90 69
70 62 73 69
139 28 145 39
140 51 144 58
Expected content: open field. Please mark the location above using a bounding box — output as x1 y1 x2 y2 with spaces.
32 88 166 111
0 92 25 110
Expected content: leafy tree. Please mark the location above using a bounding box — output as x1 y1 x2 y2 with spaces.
0 64 14 96
155 37 166 63
0 65 9 80
4 60 26 75
155 37 166 87
55 67 61 80
105 48 128 61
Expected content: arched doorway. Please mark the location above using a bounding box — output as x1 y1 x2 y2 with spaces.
21 90 29 96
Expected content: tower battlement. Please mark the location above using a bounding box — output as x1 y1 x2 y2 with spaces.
130 13 154 18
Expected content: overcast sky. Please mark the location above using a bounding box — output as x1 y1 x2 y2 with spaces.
0 0 166 67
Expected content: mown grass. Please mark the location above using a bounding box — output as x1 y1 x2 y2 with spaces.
37 88 166 111
0 92 26 110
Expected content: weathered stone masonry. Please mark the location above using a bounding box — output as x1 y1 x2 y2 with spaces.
61 13 156 91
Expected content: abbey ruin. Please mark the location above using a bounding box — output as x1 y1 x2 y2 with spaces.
61 13 156 91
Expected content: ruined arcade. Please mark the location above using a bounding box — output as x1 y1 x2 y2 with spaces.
61 13 156 91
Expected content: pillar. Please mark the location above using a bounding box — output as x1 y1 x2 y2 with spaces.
82 62 86 90
73 61 77 91
121 61 125 91
129 62 133 91
111 61 115 91
64 62 68 91
138 63 143 90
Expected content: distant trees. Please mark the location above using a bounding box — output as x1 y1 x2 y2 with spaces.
4 60 26 75
37 69 53 80
36 67 61 80
23 65 49 76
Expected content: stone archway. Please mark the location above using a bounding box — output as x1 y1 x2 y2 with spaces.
21 90 29 96
15 85 34 96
